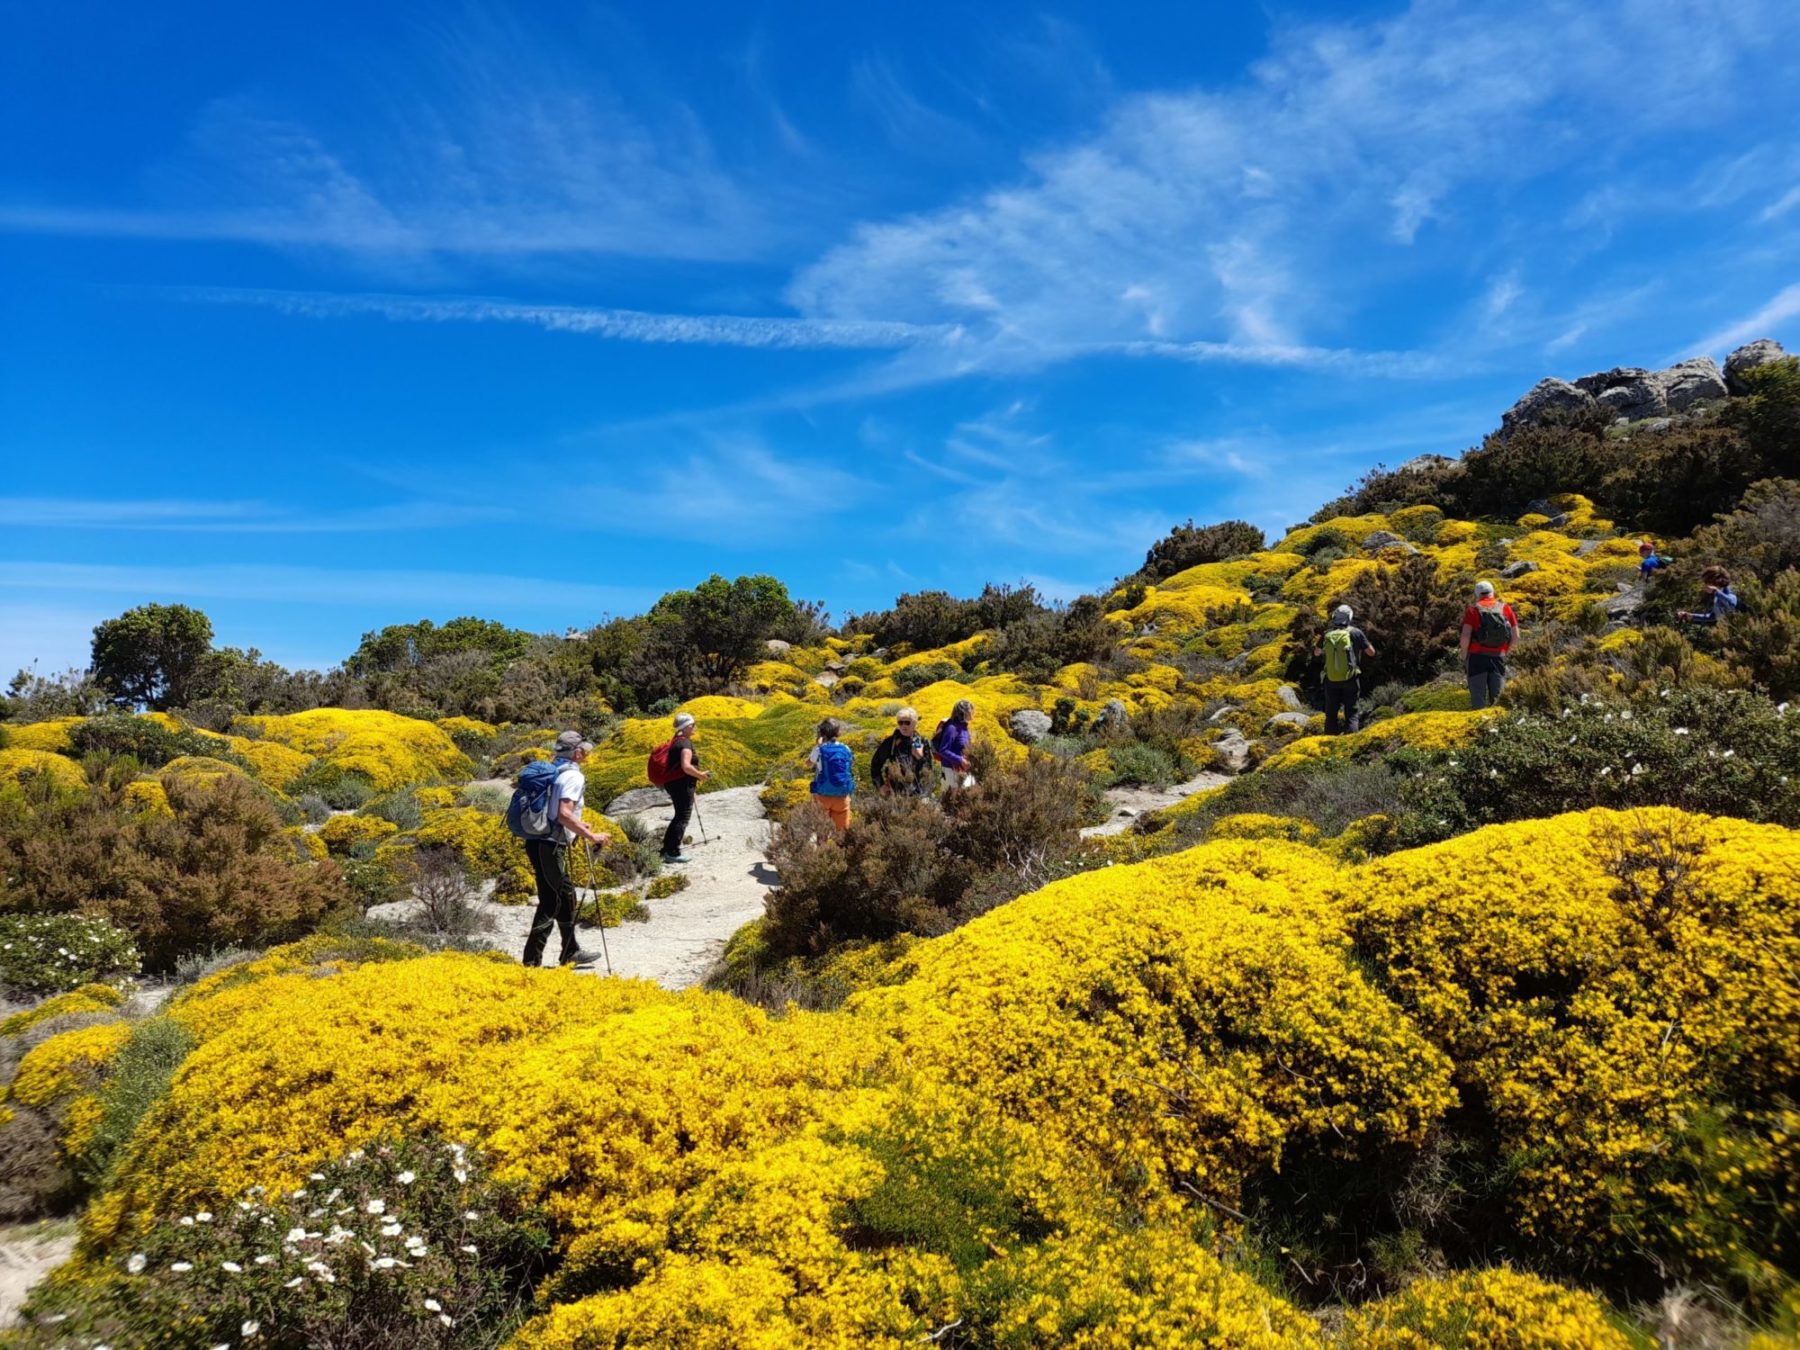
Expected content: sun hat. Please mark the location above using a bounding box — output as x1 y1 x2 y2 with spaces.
673 712 696 733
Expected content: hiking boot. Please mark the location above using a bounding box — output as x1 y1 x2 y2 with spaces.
560 947 604 967
661 852 692 864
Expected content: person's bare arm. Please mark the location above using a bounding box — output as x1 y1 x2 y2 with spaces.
1459 623 1473 657
679 747 711 781
558 799 608 846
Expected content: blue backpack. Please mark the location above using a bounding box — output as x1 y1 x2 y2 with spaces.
813 741 854 796
506 759 564 840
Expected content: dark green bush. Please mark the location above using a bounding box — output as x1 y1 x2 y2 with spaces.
66 716 245 771
894 660 963 693
17 1136 551 1348
1396 686 1800 846
288 761 376 811
77 1016 197 1190
0 914 140 996
1131 519 1266 583
1103 742 1179 788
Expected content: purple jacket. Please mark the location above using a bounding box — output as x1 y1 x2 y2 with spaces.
931 717 971 771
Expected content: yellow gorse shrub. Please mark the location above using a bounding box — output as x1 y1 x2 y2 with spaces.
233 708 472 790
1345 1266 1636 1348
0 748 86 793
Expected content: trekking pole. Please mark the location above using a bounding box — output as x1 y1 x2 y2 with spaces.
581 840 613 975
693 794 709 845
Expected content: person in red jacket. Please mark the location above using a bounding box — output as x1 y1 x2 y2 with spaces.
1460 580 1520 711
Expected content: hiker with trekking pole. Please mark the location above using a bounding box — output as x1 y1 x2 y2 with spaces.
506 730 611 968
647 711 711 863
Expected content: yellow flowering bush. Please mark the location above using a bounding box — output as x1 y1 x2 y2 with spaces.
121 778 170 815
7 1020 134 1165
0 983 127 1037
216 734 313 790
0 747 86 793
1344 1267 1635 1348
1345 808 1800 1291
233 708 472 790
1261 710 1503 771
3 718 82 753
1208 811 1321 842
317 812 400 854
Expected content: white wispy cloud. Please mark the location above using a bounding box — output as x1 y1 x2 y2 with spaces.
0 562 651 613
1686 283 1800 357
0 496 517 533
1759 186 1800 224
179 287 952 351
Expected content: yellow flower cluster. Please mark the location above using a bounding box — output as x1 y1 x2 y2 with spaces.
1260 709 1503 772
0 983 127 1037
0 747 86 793
317 812 399 853
7 1020 133 1165
2 718 81 753
1345 807 1800 1287
1345 1267 1635 1347
232 708 473 790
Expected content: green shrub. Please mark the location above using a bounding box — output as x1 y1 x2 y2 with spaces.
894 660 963 693
1396 687 1800 846
0 774 355 971
1130 519 1266 584
457 783 511 814
1104 742 1179 788
364 788 423 832
67 716 244 771
0 915 140 996
16 1136 552 1348
293 793 331 826
1156 759 1406 849
288 761 376 811
77 1016 198 1189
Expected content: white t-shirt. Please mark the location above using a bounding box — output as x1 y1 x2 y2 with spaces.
552 761 586 844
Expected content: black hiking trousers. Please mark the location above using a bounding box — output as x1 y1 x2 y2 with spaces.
522 837 580 966
1323 677 1361 735
662 778 695 857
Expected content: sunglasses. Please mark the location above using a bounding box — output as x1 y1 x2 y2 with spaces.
897 718 917 726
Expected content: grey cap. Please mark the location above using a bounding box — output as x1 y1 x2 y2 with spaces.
554 730 593 755
1332 604 1353 623
673 711 696 732
1474 580 1496 598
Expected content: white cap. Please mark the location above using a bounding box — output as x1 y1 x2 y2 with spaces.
1332 605 1353 623
1474 580 1496 598
673 711 696 732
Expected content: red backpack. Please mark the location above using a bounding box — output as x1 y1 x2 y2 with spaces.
647 740 680 786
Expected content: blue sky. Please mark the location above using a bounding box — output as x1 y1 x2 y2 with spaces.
4 0 1799 674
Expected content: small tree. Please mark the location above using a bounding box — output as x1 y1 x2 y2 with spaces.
644 574 799 689
1133 520 1266 583
89 604 214 711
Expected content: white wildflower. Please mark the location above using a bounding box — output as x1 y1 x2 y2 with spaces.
367 1199 386 1215
396 1170 416 1185
285 1277 305 1289
464 1210 479 1221
284 1226 308 1244
221 1261 243 1273
170 1261 193 1273
1674 727 1689 736
380 1222 402 1237
242 1321 261 1339
460 1244 478 1255
424 1298 443 1313
373 1257 399 1270
254 1254 276 1265
440 1315 454 1328
179 1216 195 1227
1600 766 1612 776
309 1172 326 1181
453 1168 468 1183
126 1253 147 1274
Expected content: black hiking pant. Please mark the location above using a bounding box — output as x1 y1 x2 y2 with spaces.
1323 677 1360 735
522 838 580 966
662 778 695 857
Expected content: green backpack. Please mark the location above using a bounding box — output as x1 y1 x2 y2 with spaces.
1322 627 1357 682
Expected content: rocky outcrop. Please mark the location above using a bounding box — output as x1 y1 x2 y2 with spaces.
764 639 792 658
1725 338 1789 394
1499 378 1596 437
1265 711 1314 732
1361 530 1407 551
1500 560 1540 580
1659 357 1728 412
1093 699 1130 733
1009 709 1053 744
1212 728 1251 772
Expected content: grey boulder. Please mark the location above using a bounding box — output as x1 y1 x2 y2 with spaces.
1500 378 1597 436
1724 338 1788 395
1277 685 1304 711
605 786 670 816
1574 366 1653 396
764 638 792 658
1361 530 1407 551
1212 728 1251 772
1265 711 1315 731
1595 376 1668 421
1093 699 1131 732
1008 709 1053 744
1657 357 1728 412
1500 560 1541 580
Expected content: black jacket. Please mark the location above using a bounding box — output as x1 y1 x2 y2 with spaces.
870 729 933 794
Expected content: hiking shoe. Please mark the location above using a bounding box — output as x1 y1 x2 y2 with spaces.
661 852 692 864
560 947 603 967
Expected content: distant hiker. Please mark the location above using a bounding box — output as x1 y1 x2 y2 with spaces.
808 717 855 831
1680 566 1740 625
1460 581 1520 712
870 706 933 796
1638 540 1671 580
512 730 610 968
932 699 976 792
1314 604 1376 735
650 711 711 863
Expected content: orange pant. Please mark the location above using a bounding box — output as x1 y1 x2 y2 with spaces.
812 794 850 831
